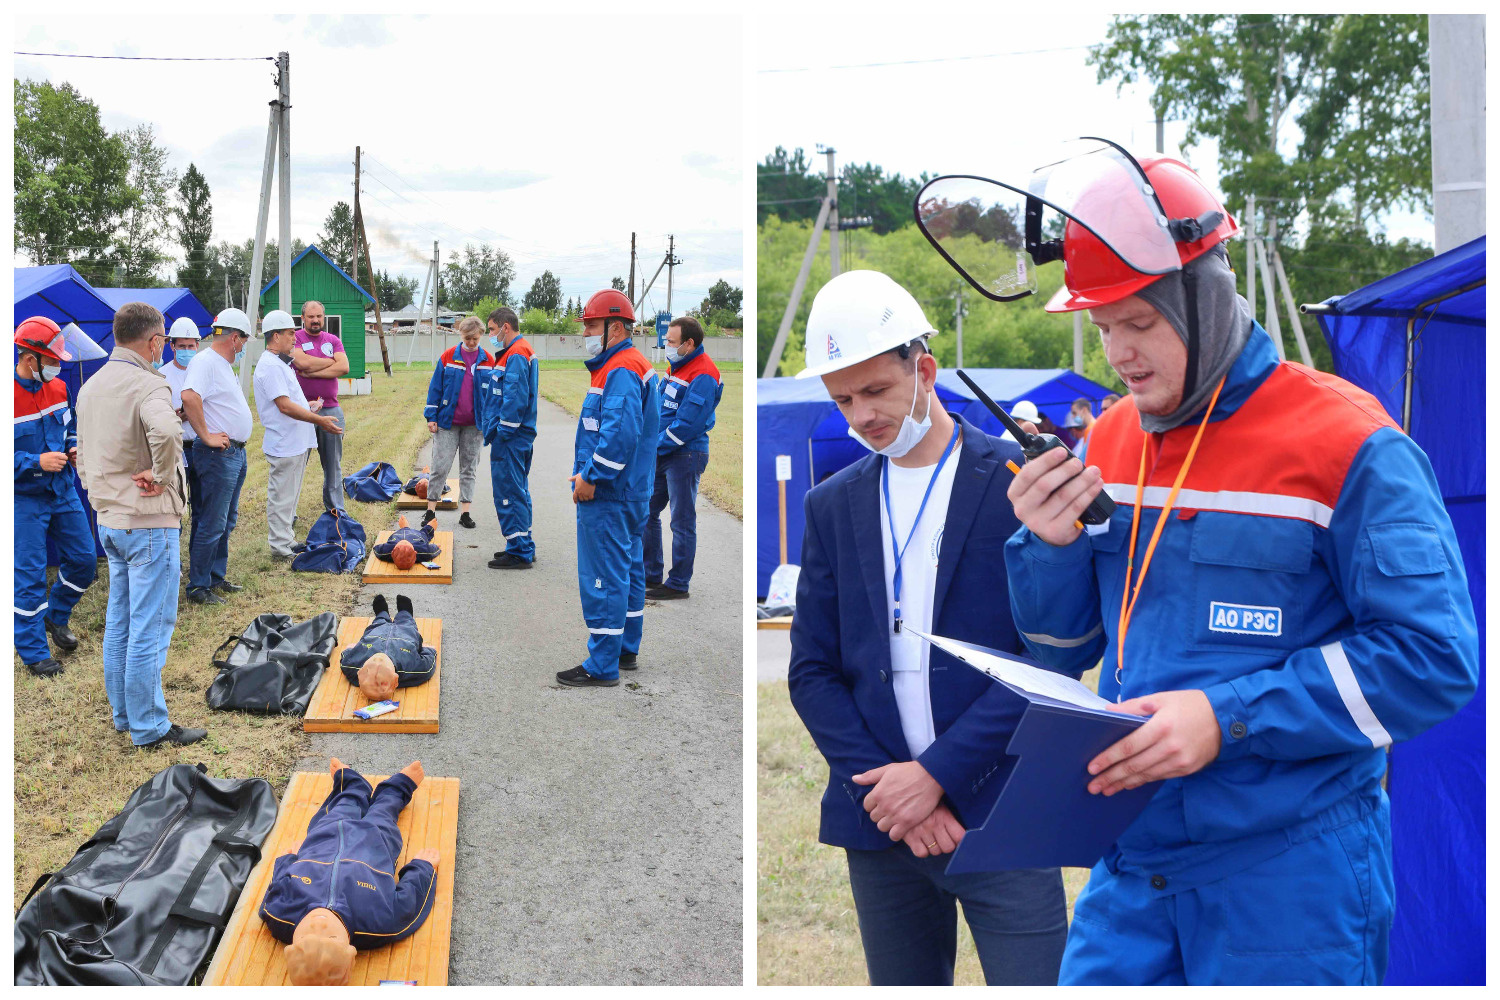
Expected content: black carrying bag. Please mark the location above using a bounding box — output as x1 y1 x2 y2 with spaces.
205 612 339 715
14 763 278 985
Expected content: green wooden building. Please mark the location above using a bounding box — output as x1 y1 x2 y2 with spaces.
259 244 375 378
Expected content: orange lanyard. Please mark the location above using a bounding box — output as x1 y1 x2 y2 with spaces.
1114 376 1226 698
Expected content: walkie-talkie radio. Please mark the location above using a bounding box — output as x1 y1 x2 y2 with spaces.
956 369 1116 526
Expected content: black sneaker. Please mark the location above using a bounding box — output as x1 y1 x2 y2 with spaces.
45 618 79 652
646 577 663 587
459 512 476 529
26 657 64 678
187 588 226 605
646 584 689 601
139 724 208 750
488 553 533 570
619 652 638 671
555 665 618 688
211 580 244 594
421 510 437 527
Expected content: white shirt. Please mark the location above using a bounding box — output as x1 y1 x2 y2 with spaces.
879 443 961 759
182 347 253 441
253 350 316 457
160 359 196 441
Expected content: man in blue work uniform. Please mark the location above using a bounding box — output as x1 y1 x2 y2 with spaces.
13 317 97 678
918 145 1478 984
643 315 723 600
478 306 540 569
560 289 659 688
787 271 1066 986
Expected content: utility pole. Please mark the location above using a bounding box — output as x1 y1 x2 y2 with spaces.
243 50 289 395
628 231 636 304
352 144 389 375
276 52 292 320
351 146 361 287
1245 194 1256 326
429 241 440 366
665 234 680 318
1429 14 1486 252
1255 218 1285 361
1155 112 1165 154
954 283 966 369
823 146 840 278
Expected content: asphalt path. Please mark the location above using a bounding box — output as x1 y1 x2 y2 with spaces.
297 398 742 985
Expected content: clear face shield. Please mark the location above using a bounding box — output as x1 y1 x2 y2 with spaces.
913 138 1183 301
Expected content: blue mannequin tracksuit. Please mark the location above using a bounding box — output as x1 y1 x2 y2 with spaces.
477 335 539 563
337 609 438 689
14 374 97 666
373 523 440 563
258 767 437 949
573 339 659 678
644 345 723 589
1004 326 1479 985
423 344 491 429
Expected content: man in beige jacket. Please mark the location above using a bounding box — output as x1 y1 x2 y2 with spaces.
76 302 206 749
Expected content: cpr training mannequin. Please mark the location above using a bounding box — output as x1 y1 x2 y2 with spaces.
259 758 440 985
373 514 440 570
403 467 449 501
338 594 438 700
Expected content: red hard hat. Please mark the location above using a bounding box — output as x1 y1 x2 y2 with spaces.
14 316 72 363
1046 156 1239 313
578 289 635 325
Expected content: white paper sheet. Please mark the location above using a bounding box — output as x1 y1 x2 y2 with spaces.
904 627 1115 711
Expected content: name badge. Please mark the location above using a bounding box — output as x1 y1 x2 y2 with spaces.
582 417 599 432
1208 602 1282 636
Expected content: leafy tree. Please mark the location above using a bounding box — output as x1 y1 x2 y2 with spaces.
757 146 826 227
472 296 503 327
521 270 562 314
758 146 928 235
14 79 133 278
371 269 418 311
318 201 357 274
519 306 573 337
838 161 926 236
116 123 179 285
698 279 743 316
610 276 625 291
175 163 215 307
441 243 515 309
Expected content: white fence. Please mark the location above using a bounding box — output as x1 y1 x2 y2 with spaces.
366 330 743 365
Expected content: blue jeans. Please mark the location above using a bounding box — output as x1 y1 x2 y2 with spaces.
99 526 179 745
643 449 708 589
188 443 247 592
845 846 1067 985
1061 800 1394 985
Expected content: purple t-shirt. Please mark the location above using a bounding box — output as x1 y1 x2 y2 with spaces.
293 329 345 406
451 346 481 426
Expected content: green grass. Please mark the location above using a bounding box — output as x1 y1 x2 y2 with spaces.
13 371 436 908
541 370 743 519
757 677 1098 985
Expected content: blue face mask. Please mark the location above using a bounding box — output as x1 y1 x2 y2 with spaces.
489 336 502 351
234 349 245 365
174 348 197 366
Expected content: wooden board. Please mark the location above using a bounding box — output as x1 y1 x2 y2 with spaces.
362 531 454 585
757 616 793 630
304 617 442 734
396 478 459 510
203 771 460 987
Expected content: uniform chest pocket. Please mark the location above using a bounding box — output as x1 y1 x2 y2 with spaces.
1188 512 1314 652
580 391 603 434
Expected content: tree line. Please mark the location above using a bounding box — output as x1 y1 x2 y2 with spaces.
760 13 1434 376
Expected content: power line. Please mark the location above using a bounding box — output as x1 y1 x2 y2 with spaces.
759 43 1099 74
15 50 273 61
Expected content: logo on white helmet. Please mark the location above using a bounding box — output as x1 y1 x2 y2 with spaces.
826 334 841 360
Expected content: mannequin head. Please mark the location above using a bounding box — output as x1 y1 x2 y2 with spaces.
358 652 399 701
286 907 355 985
414 477 429 499
392 540 417 571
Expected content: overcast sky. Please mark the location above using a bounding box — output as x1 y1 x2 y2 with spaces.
757 11 1432 244
14 13 744 316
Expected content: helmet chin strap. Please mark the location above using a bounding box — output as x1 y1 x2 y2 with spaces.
1180 261 1201 404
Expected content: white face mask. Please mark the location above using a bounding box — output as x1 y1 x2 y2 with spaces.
664 344 683 364
39 363 61 383
847 364 934 459
586 332 606 359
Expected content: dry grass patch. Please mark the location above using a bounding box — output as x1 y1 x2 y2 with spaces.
13 370 435 908
757 677 1097 985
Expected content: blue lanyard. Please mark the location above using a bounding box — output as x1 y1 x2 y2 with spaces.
881 423 960 634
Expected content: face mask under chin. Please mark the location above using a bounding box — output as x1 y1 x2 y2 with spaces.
847 365 934 459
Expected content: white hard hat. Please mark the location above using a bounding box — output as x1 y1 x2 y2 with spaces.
168 316 202 341
797 270 937 380
212 307 253 338
1011 400 1041 423
261 309 296 336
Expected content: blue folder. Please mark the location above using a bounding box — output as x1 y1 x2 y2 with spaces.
908 631 1162 873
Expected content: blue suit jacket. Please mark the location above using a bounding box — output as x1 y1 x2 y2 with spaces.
788 415 1033 851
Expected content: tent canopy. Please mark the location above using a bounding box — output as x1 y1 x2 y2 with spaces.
757 366 1114 595
1314 235 1485 986
95 287 214 363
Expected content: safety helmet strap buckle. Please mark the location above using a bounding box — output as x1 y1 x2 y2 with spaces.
1167 209 1227 246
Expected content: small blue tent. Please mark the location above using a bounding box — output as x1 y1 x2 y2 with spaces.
1311 235 1485 986
15 265 121 558
757 367 1113 595
95 287 214 363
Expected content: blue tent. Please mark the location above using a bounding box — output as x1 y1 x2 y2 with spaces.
1311 235 1485 986
15 265 121 558
95 287 214 363
757 367 1113 595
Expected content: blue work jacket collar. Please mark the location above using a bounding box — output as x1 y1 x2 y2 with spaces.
668 344 705 373
1162 321 1279 431
584 336 633 373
